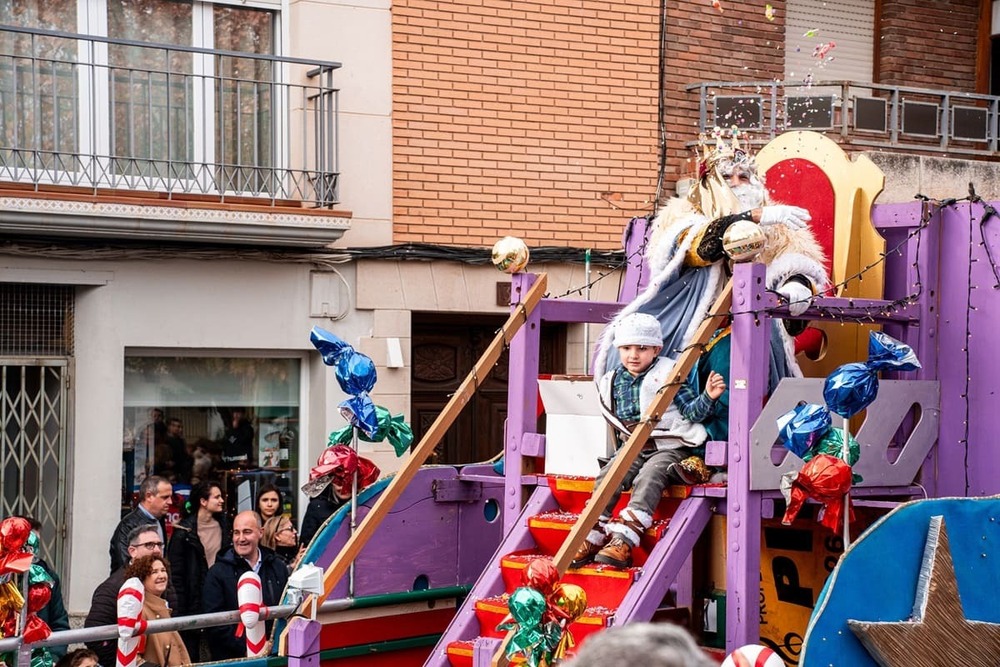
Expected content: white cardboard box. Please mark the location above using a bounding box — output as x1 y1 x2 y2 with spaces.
537 377 611 477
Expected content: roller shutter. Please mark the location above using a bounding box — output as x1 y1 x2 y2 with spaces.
784 0 875 84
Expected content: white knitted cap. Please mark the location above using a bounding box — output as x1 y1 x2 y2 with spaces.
613 312 662 348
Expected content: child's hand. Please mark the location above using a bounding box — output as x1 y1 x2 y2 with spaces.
706 371 726 400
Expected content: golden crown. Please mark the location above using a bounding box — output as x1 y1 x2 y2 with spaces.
696 126 754 178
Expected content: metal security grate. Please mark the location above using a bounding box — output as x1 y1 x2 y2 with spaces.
0 362 68 574
0 284 75 356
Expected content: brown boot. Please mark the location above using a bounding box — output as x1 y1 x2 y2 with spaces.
570 539 605 568
594 536 633 568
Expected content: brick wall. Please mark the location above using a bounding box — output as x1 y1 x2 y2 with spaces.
392 0 661 248
661 1 786 194
877 0 980 91
392 0 982 250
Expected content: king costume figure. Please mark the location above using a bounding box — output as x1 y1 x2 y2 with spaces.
593 128 830 442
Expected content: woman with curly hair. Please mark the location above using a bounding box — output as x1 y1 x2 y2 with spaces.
124 555 191 666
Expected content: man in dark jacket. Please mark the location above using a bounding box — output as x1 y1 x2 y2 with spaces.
109 475 172 573
85 525 176 667
202 511 289 661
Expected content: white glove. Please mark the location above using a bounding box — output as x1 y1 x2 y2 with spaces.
760 205 810 230
776 280 813 317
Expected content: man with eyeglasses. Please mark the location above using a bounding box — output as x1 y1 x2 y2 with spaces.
109 475 173 573
202 511 289 660
84 525 178 667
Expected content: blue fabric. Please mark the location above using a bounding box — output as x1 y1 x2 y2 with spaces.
687 321 791 442
602 265 716 377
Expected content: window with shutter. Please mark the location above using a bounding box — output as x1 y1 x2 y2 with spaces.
784 0 875 85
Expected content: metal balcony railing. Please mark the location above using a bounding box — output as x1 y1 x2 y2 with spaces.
0 25 341 207
688 80 1000 157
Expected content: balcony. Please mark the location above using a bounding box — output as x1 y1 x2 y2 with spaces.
0 25 349 247
688 80 1000 158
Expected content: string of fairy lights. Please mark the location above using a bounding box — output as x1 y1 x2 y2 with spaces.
537 190 998 496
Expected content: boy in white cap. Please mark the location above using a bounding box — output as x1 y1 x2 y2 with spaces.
573 312 726 568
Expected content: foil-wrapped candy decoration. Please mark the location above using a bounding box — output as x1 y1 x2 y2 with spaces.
329 405 414 457
497 587 560 667
310 327 379 437
547 582 588 661
776 402 832 459
823 332 921 418
302 445 380 499
781 454 855 533
521 558 559 598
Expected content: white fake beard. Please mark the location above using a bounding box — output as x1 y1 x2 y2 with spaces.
730 182 766 211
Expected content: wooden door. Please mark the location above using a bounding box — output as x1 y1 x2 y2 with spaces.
411 313 565 464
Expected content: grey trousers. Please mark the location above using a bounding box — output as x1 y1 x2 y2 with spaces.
594 446 692 518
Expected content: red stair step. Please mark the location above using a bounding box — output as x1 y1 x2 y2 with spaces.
500 550 638 609
545 474 690 520
445 639 474 667
526 511 671 567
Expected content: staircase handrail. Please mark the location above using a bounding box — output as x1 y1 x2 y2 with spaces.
491 278 734 666
298 273 549 618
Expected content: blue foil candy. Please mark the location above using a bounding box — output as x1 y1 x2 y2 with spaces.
311 326 378 395
823 332 921 418
776 403 832 458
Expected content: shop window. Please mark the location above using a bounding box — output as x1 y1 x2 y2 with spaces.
122 356 299 525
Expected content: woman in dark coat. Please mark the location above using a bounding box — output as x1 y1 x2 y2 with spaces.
167 480 231 659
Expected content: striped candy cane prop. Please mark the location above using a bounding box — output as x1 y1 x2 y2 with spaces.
236 572 267 657
116 577 147 667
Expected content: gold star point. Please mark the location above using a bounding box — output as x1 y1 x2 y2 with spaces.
848 516 1000 666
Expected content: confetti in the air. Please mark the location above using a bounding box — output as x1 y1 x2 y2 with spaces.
804 29 819 37
765 4 775 20
812 41 836 59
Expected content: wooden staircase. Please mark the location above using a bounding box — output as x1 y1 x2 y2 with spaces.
435 476 715 667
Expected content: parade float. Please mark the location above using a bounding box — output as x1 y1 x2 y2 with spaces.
3 129 1000 667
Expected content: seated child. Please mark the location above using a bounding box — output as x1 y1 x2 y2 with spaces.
574 312 726 569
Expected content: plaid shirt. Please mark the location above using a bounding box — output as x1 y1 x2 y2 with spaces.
612 363 716 424
611 365 647 422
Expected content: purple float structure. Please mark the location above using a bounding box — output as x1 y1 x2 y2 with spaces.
280 187 1000 666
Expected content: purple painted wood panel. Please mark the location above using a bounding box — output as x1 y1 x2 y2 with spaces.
620 216 652 302
873 201 942 497
936 202 1000 497
458 479 506 583
613 497 713 622
505 273 543 534
310 467 495 599
726 262 770 652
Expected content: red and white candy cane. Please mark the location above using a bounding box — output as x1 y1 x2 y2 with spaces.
116 577 147 667
236 572 268 656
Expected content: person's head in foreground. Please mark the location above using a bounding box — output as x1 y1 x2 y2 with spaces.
563 622 715 667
